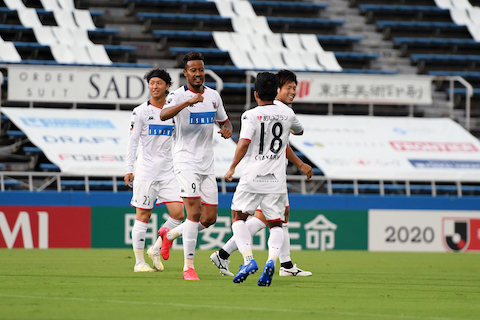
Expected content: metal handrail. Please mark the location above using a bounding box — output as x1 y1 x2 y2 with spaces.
0 171 476 197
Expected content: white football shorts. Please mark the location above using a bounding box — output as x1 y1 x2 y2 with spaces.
231 191 287 222
175 171 218 205
131 178 182 210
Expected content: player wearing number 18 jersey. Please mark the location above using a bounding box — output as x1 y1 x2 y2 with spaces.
225 72 304 286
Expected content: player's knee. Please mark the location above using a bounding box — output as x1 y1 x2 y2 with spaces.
201 216 217 227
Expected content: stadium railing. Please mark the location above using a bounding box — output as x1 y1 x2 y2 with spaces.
1 171 480 197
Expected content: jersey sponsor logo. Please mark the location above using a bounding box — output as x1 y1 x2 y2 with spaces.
148 124 173 136
254 154 282 161
253 173 278 182
148 116 154 121
189 112 216 125
258 115 289 122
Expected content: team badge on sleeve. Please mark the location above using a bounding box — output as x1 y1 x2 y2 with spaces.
130 121 135 130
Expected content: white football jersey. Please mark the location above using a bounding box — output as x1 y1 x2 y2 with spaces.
164 85 229 174
236 102 303 193
125 101 175 181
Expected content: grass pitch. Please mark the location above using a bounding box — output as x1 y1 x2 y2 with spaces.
0 249 479 320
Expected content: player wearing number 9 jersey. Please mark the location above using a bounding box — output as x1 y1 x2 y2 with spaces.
160 51 233 280
225 72 304 286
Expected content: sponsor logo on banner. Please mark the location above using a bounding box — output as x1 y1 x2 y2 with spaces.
289 115 480 181
409 160 480 169
0 206 91 248
297 80 311 98
442 218 480 252
91 207 367 250
7 65 182 104
294 73 433 105
369 210 480 252
390 141 478 152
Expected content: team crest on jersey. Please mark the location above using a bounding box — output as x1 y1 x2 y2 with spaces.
130 121 135 130
212 101 217 109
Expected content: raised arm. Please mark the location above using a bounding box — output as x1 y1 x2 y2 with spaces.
160 93 203 120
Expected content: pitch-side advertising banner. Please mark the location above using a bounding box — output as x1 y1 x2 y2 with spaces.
369 209 480 252
0 206 91 248
289 115 480 181
7 65 182 104
1 107 239 177
294 73 432 105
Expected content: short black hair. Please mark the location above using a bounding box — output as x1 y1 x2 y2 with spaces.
182 51 205 69
254 72 279 101
144 68 172 85
276 69 297 88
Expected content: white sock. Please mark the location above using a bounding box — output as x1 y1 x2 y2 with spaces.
246 216 267 235
232 220 254 264
167 223 183 241
162 217 182 230
267 226 284 264
152 236 162 251
183 219 199 263
279 223 291 264
167 220 207 241
132 220 148 264
223 217 266 255
222 237 237 255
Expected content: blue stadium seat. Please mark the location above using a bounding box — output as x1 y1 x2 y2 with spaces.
23 146 42 154
359 4 448 14
6 130 26 137
376 21 465 31
40 163 60 171
411 54 480 64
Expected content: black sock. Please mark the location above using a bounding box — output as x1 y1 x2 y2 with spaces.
281 261 294 269
219 249 230 260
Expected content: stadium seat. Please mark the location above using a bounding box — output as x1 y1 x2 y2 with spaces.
0 41 21 62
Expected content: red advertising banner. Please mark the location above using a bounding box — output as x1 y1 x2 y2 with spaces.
0 206 91 248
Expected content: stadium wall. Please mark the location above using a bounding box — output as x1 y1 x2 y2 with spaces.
1 192 479 252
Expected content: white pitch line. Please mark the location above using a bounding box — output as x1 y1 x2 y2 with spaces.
0 293 473 320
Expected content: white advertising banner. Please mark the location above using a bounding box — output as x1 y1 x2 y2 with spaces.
2 107 240 177
294 73 433 105
289 115 480 181
369 209 480 252
7 65 182 104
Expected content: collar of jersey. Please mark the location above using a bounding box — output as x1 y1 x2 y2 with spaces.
183 85 205 94
147 100 163 109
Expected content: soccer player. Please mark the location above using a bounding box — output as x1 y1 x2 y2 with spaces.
211 69 313 277
225 71 304 286
160 51 233 280
125 68 185 273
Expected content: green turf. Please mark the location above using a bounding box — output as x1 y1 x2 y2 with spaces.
0 249 479 320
